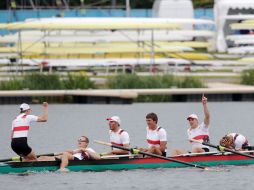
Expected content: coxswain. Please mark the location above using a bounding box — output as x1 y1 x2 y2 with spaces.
38 135 100 172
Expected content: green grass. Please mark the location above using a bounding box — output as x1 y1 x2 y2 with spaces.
241 70 254 85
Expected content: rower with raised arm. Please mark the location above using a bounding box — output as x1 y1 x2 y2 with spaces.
139 112 167 156
11 102 48 161
172 95 210 156
104 116 130 155
219 133 249 151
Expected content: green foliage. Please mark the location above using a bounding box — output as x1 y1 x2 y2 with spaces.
107 74 176 89
192 0 214 8
108 74 142 89
178 77 204 88
241 70 254 85
0 73 96 90
0 77 23 90
22 73 62 90
63 73 95 89
107 74 203 102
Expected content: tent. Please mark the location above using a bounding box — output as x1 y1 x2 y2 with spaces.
214 0 254 52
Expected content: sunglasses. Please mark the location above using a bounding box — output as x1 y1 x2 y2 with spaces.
188 118 195 121
78 138 87 143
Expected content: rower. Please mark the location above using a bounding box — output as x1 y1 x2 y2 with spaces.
104 116 130 155
11 102 48 161
172 95 210 156
139 112 167 156
38 136 101 172
219 133 249 151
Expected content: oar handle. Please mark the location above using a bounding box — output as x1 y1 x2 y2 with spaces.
94 140 112 147
0 156 21 162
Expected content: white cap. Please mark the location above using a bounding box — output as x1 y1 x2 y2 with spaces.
20 103 30 111
107 116 121 125
187 114 198 120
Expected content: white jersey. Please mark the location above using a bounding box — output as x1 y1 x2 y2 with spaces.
11 113 38 138
109 129 130 149
188 122 209 149
73 147 95 160
229 133 249 150
146 126 167 148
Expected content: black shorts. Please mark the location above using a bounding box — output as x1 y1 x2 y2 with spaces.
54 156 81 162
73 157 81 161
11 137 32 157
202 148 210 152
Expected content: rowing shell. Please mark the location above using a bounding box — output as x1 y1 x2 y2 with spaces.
0 152 254 174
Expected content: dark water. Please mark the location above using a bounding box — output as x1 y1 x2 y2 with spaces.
0 102 254 190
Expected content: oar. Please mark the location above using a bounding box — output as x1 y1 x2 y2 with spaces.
0 152 61 162
191 139 254 159
94 140 209 170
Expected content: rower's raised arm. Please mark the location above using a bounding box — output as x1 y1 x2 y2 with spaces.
202 95 210 126
37 102 48 122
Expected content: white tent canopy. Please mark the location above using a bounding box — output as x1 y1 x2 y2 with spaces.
214 0 254 52
153 0 194 30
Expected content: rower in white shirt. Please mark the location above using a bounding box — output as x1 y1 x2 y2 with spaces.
219 133 249 151
105 116 130 155
172 95 210 156
139 112 167 156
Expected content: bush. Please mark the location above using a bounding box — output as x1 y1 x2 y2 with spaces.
108 74 142 89
0 77 23 90
22 73 62 90
107 74 203 89
178 77 204 88
63 73 95 89
241 70 254 85
107 74 204 102
107 74 176 89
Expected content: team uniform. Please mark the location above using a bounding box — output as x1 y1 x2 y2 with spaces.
11 113 38 156
188 122 210 152
228 133 249 150
109 129 130 150
72 148 96 160
146 126 167 156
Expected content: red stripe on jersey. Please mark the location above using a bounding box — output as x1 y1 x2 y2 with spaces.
12 126 29 132
111 142 124 146
192 135 209 141
147 139 160 145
